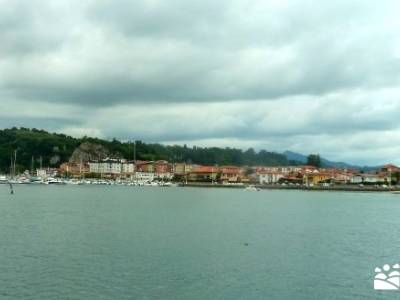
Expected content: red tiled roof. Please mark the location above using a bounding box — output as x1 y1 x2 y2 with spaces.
257 171 286 175
192 166 218 173
135 160 153 165
220 167 242 174
382 164 399 169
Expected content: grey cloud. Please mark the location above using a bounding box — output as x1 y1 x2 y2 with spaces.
0 116 80 131
2 0 400 165
1 0 399 106
0 0 74 57
62 93 400 142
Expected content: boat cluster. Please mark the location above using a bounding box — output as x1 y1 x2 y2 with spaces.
0 175 178 187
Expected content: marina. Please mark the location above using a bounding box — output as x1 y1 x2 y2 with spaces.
2 174 400 193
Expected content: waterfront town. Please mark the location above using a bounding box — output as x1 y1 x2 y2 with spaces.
3 157 398 189
63 159 400 186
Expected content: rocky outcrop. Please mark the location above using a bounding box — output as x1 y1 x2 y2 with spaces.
69 142 121 163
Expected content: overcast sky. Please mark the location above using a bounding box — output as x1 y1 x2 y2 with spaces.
1 0 400 165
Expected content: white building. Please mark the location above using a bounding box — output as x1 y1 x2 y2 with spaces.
350 174 385 184
258 172 285 184
350 175 363 184
362 174 384 184
122 161 135 175
89 158 123 175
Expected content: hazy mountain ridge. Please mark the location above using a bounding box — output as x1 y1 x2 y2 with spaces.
283 151 379 171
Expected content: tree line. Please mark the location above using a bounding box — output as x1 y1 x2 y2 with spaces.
0 127 303 173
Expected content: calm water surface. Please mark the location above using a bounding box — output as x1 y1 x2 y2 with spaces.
1 185 400 299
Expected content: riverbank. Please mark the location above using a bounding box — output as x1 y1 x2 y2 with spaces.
180 182 400 192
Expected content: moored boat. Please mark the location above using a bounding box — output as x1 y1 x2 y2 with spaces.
45 178 65 185
245 185 260 191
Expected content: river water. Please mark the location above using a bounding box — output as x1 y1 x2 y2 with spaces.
1 185 399 299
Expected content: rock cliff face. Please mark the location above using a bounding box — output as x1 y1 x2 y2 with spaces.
69 142 121 163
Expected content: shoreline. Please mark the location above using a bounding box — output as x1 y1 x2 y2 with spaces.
2 181 400 193
179 182 400 193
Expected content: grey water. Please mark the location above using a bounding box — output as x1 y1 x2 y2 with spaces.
1 185 400 299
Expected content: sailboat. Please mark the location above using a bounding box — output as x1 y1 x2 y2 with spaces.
8 150 16 194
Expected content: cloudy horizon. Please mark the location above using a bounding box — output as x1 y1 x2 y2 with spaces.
1 0 400 165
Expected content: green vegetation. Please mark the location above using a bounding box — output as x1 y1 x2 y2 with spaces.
0 128 79 174
307 154 322 168
0 127 294 173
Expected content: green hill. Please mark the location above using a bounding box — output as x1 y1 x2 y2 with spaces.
0 127 291 173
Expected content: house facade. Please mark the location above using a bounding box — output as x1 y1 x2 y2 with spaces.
303 172 332 185
188 166 219 182
220 166 244 183
59 162 89 176
89 159 123 175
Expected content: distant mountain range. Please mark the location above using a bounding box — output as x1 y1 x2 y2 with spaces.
283 151 379 171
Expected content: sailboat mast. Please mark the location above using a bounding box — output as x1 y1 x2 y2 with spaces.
31 156 34 175
10 154 13 178
13 150 17 179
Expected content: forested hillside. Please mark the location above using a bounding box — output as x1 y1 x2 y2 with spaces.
0 128 293 173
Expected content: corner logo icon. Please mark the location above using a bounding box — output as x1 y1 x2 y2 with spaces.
374 264 400 290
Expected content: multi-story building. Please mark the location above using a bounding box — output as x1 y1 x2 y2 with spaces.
135 161 154 173
220 166 244 183
173 163 193 175
89 158 123 176
154 160 173 179
121 161 135 176
172 163 195 181
188 166 219 182
59 162 89 176
303 172 332 185
257 171 285 184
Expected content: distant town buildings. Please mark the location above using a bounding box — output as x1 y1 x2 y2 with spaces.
56 157 400 186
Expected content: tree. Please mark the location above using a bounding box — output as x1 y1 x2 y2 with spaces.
307 154 322 168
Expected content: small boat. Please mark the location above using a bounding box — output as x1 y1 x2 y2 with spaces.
45 178 65 185
392 191 400 194
245 185 260 191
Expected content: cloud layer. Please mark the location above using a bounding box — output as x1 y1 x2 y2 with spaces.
1 0 400 165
